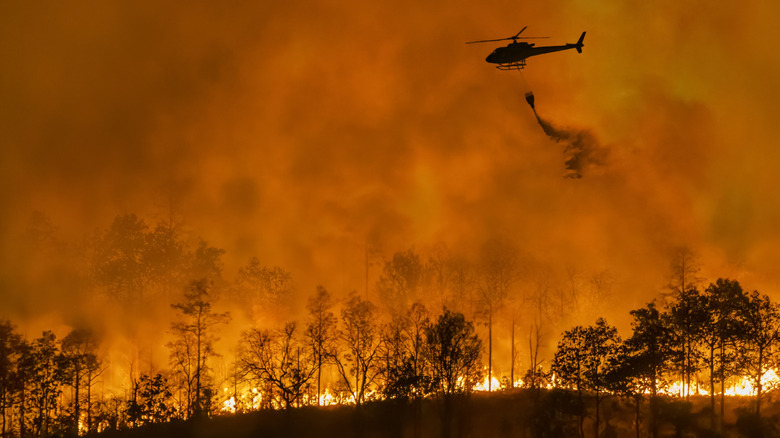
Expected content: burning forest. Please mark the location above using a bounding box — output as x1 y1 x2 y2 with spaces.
2 0 780 437
2 217 780 437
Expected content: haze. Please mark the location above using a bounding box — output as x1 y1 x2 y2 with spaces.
1 0 779 358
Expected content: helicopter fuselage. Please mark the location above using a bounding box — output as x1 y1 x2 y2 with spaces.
485 32 585 69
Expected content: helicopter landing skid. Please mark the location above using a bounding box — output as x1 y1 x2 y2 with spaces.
496 60 526 70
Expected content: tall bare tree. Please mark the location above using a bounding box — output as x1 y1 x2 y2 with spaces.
240 323 316 409
738 290 780 416
476 239 519 391
0 321 22 438
168 279 230 418
305 286 337 405
60 328 101 435
332 293 382 406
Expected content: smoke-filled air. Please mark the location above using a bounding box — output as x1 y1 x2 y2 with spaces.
1 0 780 436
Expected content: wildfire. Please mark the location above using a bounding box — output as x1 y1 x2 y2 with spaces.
222 396 236 413
319 389 337 406
656 369 780 398
726 369 780 397
473 375 502 392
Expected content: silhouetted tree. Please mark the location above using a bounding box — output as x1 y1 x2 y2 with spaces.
700 278 748 430
234 258 294 322
605 343 649 438
738 290 780 416
92 214 151 304
552 324 587 437
380 314 413 399
424 309 483 395
376 249 424 315
406 302 431 396
332 293 382 406
0 321 23 437
665 248 703 401
305 286 337 406
625 302 676 438
125 374 176 426
425 243 456 310
476 239 519 392
240 322 316 409
552 318 621 438
168 279 230 418
60 328 101 435
144 222 186 300
379 304 432 400
523 322 549 391
667 286 706 401
187 241 226 286
27 331 63 438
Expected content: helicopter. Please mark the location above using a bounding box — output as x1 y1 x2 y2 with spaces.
467 27 586 70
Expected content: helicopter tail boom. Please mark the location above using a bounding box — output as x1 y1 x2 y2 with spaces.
575 32 586 53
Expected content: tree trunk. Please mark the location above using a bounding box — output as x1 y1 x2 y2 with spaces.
74 364 81 435
510 320 515 389
756 346 764 416
87 372 93 434
709 347 716 430
1 394 6 438
317 353 322 406
719 340 725 431
635 395 641 438
488 312 492 392
595 389 600 438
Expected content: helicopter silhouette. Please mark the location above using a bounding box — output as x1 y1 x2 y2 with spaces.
467 27 586 70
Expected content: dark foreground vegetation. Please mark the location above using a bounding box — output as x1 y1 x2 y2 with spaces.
92 389 780 438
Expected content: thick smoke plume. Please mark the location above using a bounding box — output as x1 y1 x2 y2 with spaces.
531 105 608 178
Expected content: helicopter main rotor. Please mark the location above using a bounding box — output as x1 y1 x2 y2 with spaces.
465 26 550 44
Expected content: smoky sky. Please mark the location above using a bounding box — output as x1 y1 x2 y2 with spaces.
2 0 780 335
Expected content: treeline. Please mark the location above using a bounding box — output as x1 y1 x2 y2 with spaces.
0 295 485 436
7 212 780 437
4 273 778 438
551 278 780 438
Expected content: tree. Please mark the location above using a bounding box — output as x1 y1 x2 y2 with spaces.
624 302 677 438
476 239 519 391
144 222 186 300
738 290 780 416
552 318 621 438
168 279 230 418
606 344 649 438
424 309 483 395
92 214 151 304
667 286 706 401
375 249 424 315
0 321 22 438
27 331 63 438
425 243 456 310
125 374 176 426
331 293 382 406
700 278 748 429
240 322 316 409
305 286 337 406
234 258 294 322
14 339 33 437
60 328 101 436
664 248 703 401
